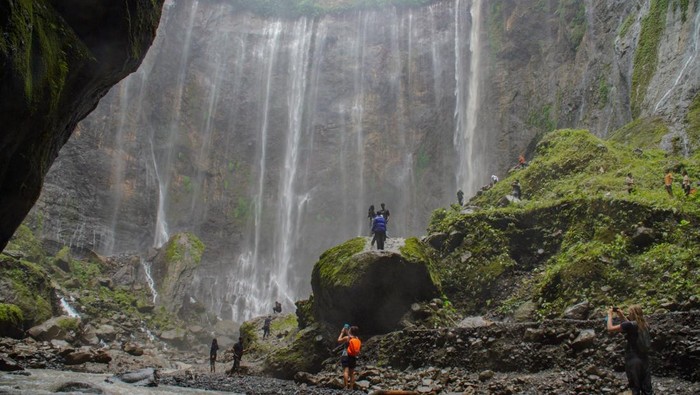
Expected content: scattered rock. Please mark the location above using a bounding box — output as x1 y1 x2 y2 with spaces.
0 356 24 371
479 370 495 381
564 301 591 320
571 329 596 351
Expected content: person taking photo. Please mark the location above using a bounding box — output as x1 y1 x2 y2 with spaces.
607 305 653 395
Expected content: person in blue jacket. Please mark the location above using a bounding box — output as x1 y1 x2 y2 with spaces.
372 212 387 250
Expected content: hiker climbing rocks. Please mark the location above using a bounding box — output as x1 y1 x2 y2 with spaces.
337 325 361 390
682 171 691 196
372 212 387 250
626 173 635 194
273 301 282 314
367 205 376 230
607 305 653 395
518 154 527 168
262 316 272 339
511 179 522 200
230 337 245 374
457 190 464 206
210 338 219 373
664 170 674 197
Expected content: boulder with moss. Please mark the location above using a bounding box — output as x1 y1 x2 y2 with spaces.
151 233 205 318
426 129 700 318
0 303 24 338
27 315 80 341
311 237 440 335
0 254 54 327
262 324 328 379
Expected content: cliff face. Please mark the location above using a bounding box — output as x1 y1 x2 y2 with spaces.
0 0 165 250
22 0 700 322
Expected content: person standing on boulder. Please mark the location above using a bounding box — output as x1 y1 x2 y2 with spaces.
457 189 464 206
262 316 272 339
210 338 219 373
607 305 653 395
337 325 361 390
372 212 387 250
367 205 376 230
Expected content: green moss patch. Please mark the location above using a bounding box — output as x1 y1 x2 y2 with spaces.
631 0 669 117
0 255 53 326
0 303 24 337
313 237 366 287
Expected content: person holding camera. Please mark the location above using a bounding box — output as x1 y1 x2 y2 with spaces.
337 324 361 390
607 305 653 395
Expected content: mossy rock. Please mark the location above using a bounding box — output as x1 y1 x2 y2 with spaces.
5 225 45 262
0 254 54 327
0 303 24 338
311 237 440 335
152 233 205 316
262 324 328 379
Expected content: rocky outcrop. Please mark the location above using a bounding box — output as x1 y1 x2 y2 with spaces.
311 237 440 335
0 303 24 338
0 253 54 328
0 0 164 251
151 232 205 319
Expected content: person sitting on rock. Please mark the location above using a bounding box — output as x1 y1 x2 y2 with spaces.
273 301 282 314
607 305 652 395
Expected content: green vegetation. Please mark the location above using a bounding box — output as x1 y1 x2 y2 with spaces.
598 77 610 108
427 128 700 318
619 12 636 37
557 0 587 51
608 117 669 149
631 0 669 117
6 224 45 262
313 237 366 287
526 104 556 134
685 92 700 150
165 232 205 265
0 255 53 325
0 303 24 328
222 0 434 18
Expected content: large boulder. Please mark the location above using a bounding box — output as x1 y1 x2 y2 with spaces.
0 303 24 338
27 316 80 341
263 325 328 379
0 254 54 327
0 0 165 250
311 237 440 335
151 233 205 318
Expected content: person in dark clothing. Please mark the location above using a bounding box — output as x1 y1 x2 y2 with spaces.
377 203 390 223
371 213 387 250
607 305 653 395
262 316 272 339
367 205 376 230
511 180 522 199
273 301 282 314
210 338 219 373
457 190 464 206
230 337 245 375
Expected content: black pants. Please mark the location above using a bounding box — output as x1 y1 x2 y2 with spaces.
375 231 386 250
626 357 653 395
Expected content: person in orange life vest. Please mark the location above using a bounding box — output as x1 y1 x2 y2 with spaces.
337 325 361 390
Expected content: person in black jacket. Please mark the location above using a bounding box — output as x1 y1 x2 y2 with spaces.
209 338 219 373
607 305 653 395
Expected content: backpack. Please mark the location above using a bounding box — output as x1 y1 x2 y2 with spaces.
347 337 361 357
636 327 651 356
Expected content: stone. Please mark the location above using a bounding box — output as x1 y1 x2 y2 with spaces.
564 301 591 320
479 370 495 381
513 301 537 322
27 316 80 341
571 329 596 351
110 368 158 387
123 342 144 356
523 328 544 342
64 351 93 365
0 356 23 371
95 324 117 342
458 316 493 329
294 371 318 385
631 226 655 249
54 382 103 394
424 233 449 250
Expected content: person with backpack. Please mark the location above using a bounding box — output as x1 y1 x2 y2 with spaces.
607 305 653 395
337 325 361 390
262 316 272 339
371 212 387 250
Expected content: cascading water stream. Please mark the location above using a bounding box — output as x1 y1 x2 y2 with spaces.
654 6 700 112
453 0 482 195
60 297 80 318
140 258 158 303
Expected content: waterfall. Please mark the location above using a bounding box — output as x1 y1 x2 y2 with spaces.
140 258 158 303
60 297 80 318
52 0 485 323
454 0 482 195
654 6 700 112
